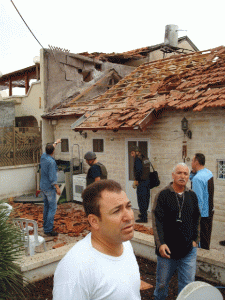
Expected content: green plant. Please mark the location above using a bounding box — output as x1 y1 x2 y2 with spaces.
0 204 31 299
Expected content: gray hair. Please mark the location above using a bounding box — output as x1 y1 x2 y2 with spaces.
172 163 190 174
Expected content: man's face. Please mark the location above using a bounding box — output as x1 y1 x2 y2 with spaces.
97 190 134 245
172 165 189 187
86 159 95 166
130 151 136 157
191 156 197 172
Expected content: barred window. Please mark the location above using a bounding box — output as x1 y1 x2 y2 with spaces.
217 160 225 179
93 139 104 153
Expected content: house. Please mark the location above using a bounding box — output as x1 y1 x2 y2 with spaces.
45 45 225 223
0 35 198 199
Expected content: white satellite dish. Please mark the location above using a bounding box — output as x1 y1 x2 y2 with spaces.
177 281 223 300
33 56 40 64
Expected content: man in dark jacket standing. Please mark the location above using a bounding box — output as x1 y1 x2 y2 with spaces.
131 147 150 223
152 163 200 300
84 151 107 186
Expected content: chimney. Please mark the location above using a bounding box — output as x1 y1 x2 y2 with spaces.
164 24 178 48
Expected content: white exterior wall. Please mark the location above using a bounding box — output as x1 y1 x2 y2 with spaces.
14 81 43 126
148 108 225 222
0 164 38 199
54 108 225 223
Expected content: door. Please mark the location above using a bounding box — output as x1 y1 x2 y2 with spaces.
125 139 150 210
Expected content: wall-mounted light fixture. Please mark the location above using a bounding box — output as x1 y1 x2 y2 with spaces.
79 131 87 139
181 117 192 139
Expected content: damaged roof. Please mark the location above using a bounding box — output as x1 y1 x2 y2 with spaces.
70 46 225 132
78 36 199 63
42 69 122 119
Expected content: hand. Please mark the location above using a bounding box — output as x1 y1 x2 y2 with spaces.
132 182 137 189
159 244 171 259
192 241 198 247
56 186 61 196
56 139 61 144
134 180 139 186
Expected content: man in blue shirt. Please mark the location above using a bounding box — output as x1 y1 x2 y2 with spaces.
190 153 214 250
40 140 61 236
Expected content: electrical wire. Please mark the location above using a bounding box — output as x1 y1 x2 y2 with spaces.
10 0 44 49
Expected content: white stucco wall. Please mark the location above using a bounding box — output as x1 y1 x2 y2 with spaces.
0 164 38 199
53 107 225 223
14 81 43 126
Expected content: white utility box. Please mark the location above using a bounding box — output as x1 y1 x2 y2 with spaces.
73 174 86 202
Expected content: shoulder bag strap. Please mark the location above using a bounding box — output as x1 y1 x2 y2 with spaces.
150 161 155 172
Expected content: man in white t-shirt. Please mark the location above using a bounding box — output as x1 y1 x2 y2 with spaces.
53 179 141 300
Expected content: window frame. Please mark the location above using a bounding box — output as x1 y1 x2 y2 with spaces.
60 138 70 154
217 159 225 179
92 138 104 153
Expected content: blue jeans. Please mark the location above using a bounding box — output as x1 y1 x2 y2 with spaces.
154 247 197 300
42 189 57 233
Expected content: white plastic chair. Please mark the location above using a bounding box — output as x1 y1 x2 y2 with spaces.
13 218 47 256
0 203 13 218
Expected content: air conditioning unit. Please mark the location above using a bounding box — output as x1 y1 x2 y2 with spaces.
73 174 86 202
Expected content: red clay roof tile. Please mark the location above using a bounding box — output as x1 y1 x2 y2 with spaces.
65 46 225 130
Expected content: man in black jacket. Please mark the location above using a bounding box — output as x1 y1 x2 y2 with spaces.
130 147 150 223
152 163 200 300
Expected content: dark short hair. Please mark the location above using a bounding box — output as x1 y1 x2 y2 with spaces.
195 153 205 166
82 179 122 218
46 143 55 155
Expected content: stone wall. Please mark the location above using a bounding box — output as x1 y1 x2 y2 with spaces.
43 50 135 110
53 107 225 222
0 102 15 127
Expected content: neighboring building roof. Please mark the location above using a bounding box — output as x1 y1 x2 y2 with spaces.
78 36 199 63
0 65 39 91
71 46 225 132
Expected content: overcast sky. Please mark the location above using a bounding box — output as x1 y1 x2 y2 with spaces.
1 0 225 75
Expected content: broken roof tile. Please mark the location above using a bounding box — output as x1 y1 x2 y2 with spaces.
62 46 225 131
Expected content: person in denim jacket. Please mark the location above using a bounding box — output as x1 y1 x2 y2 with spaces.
40 139 61 236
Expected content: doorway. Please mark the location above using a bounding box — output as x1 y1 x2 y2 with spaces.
125 139 150 210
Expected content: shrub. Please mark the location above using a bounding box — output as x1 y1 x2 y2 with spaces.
0 205 31 299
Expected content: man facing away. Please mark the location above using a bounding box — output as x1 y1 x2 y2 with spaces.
130 147 150 223
53 179 141 300
84 151 107 186
152 163 200 300
190 153 214 250
40 140 61 236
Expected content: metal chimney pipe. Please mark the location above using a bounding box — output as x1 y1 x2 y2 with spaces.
164 24 178 47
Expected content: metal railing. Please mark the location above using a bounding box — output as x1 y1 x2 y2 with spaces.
0 126 42 167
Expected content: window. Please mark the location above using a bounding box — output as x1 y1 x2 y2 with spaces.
93 139 104 153
217 159 225 179
61 139 69 153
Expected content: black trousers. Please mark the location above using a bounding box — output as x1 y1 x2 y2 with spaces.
200 216 213 250
136 180 150 220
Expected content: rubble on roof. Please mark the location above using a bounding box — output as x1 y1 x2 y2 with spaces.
70 46 225 132
78 36 198 63
42 69 121 119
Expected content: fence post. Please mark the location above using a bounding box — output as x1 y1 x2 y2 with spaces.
13 126 16 165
